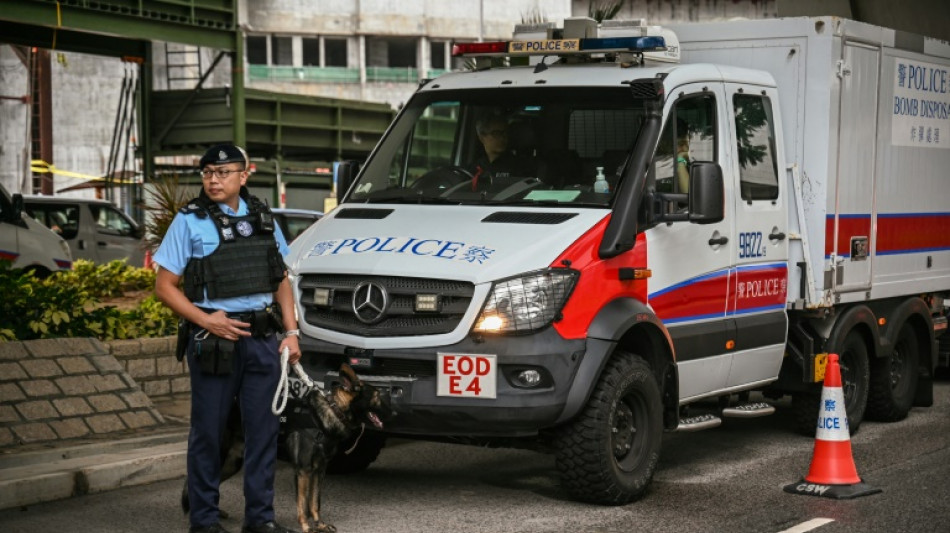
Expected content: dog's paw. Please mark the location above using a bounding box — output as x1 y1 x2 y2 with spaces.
313 521 336 533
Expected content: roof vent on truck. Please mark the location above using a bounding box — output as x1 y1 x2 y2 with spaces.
452 17 679 67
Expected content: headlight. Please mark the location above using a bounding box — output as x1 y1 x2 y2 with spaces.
473 269 578 334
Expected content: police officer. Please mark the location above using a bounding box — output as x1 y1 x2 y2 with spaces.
154 144 300 533
470 109 536 191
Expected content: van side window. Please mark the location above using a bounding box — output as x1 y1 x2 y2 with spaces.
733 93 779 201
90 205 134 236
652 94 717 195
24 204 80 239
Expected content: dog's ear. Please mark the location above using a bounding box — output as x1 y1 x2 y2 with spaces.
339 363 361 392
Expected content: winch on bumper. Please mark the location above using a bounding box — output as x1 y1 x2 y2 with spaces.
297 328 608 437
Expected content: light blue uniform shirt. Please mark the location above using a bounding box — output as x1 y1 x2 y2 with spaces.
154 196 290 313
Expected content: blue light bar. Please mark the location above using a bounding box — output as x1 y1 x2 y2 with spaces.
581 36 666 52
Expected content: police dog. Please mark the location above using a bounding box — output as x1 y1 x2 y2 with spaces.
181 363 392 533
285 363 392 533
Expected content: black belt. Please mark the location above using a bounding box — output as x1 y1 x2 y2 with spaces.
197 306 281 337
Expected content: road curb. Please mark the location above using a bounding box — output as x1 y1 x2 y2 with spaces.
0 431 188 510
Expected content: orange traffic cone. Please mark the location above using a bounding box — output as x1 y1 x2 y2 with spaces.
143 250 153 270
783 353 881 499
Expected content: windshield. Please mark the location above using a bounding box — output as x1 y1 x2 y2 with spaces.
348 87 647 207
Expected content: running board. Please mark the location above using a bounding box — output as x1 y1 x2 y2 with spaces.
721 402 776 418
677 413 722 432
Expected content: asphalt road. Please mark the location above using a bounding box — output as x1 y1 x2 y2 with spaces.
2 380 947 533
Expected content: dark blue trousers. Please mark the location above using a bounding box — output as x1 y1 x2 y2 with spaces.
187 333 280 528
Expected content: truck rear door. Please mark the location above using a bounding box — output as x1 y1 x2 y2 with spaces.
832 42 880 293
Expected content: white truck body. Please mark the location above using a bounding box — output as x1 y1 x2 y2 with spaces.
286 17 949 504
671 17 950 308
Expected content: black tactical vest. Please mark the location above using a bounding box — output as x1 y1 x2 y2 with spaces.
182 189 285 302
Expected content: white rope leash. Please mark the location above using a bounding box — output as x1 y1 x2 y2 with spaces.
272 347 318 415
272 347 291 415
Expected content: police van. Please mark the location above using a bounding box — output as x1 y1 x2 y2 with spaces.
0 183 72 276
285 16 950 504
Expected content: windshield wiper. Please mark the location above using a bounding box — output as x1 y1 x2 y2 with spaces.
358 188 461 205
487 198 609 207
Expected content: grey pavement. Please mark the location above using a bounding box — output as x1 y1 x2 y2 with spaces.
0 395 191 511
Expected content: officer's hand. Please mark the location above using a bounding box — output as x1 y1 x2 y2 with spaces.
202 310 252 341
280 335 301 365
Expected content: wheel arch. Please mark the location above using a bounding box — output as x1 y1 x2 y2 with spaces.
556 298 679 429
826 304 879 358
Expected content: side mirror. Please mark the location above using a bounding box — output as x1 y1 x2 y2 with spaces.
334 160 362 200
11 193 24 221
688 162 724 225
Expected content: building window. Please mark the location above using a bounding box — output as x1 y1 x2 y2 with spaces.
388 38 417 68
302 37 319 66
430 41 446 70
271 36 293 66
247 35 267 65
325 38 347 67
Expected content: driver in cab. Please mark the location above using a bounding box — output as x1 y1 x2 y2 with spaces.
470 109 536 192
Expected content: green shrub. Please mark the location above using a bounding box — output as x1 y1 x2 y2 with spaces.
0 261 174 341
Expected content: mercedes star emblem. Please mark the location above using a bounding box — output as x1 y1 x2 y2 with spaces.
352 281 389 324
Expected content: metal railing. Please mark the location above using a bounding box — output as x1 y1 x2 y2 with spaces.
247 65 453 84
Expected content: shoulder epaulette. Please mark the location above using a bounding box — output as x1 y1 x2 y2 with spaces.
180 198 210 218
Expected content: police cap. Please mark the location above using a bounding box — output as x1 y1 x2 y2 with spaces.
199 143 248 169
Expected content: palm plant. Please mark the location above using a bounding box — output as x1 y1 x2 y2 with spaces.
589 0 625 23
142 175 193 254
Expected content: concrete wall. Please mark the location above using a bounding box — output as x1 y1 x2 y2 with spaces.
0 337 185 449
0 48 135 198
0 46 32 195
569 0 777 24
244 0 573 39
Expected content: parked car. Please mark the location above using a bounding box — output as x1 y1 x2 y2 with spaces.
0 184 72 277
24 196 145 266
271 208 322 243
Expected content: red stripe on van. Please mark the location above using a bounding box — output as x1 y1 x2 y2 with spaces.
551 215 648 340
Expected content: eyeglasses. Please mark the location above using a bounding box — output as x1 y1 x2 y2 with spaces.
200 168 244 180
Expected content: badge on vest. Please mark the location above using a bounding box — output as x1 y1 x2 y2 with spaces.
221 226 235 241
237 220 254 237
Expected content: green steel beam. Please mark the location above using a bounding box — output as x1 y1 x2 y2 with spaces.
0 19 148 58
0 0 237 50
232 30 245 147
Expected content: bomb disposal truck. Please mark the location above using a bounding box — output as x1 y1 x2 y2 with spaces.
285 16 950 504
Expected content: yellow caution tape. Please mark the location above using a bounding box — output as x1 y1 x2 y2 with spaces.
30 160 136 184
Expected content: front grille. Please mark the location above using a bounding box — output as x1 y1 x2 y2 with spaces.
299 274 476 336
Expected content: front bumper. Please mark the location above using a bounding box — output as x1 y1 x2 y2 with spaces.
298 328 589 437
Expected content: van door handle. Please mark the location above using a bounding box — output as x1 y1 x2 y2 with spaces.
98 241 108 247
769 231 786 241
708 236 728 246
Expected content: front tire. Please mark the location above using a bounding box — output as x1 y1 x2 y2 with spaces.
554 352 663 505
867 322 919 421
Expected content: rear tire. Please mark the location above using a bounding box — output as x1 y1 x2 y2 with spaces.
792 330 870 436
554 352 663 505
867 322 919 421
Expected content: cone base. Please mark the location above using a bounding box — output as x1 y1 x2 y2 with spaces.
783 478 882 499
